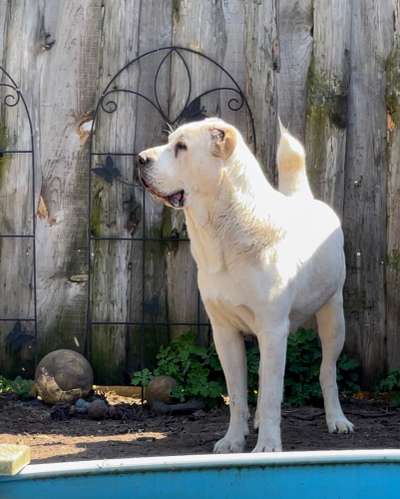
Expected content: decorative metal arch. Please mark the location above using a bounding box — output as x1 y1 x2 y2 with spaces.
95 46 256 143
0 66 38 368
87 46 257 368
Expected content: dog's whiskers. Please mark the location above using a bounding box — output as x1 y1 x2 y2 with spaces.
161 122 177 136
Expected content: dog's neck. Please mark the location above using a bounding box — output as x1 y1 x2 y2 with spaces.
184 141 285 273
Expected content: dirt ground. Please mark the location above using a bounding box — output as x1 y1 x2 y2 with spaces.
1 393 400 464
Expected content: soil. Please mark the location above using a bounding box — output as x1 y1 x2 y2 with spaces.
1 393 400 464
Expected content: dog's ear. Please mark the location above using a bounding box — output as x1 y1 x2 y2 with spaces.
210 125 237 160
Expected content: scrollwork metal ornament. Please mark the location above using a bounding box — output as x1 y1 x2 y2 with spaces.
0 66 38 372
92 46 256 187
87 46 257 367
0 83 21 108
95 46 256 143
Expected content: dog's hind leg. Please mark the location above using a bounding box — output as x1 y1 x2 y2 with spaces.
212 325 249 453
277 119 313 198
316 290 354 434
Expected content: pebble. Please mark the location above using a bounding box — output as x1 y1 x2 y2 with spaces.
87 399 108 420
75 398 91 414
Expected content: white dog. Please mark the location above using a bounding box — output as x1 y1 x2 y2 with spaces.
138 117 353 453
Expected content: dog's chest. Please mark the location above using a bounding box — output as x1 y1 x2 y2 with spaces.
198 270 256 333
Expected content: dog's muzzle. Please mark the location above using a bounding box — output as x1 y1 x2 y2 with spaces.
136 156 185 209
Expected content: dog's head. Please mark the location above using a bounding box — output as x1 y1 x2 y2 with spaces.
137 118 238 209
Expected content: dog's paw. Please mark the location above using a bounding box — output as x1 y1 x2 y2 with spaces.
251 440 282 453
327 416 354 434
213 436 245 454
251 434 282 453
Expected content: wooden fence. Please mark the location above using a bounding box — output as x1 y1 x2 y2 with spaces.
0 0 399 386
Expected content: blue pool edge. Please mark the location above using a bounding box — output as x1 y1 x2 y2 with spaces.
2 449 400 482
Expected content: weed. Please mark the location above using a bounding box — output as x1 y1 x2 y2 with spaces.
132 332 225 406
0 376 35 400
132 329 361 407
376 369 400 407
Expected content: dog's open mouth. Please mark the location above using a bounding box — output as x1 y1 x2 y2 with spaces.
165 190 185 208
140 176 185 208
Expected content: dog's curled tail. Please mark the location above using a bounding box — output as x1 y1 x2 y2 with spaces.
277 119 313 198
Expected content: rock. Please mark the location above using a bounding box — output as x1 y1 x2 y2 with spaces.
145 376 177 405
35 349 93 405
75 398 91 414
87 399 108 420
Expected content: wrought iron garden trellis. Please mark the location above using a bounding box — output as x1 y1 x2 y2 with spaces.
0 66 38 366
87 46 256 370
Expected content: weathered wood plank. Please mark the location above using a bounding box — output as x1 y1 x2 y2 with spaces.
305 0 350 215
386 0 400 372
128 0 172 371
32 1 102 367
0 0 40 376
277 0 313 142
0 1 8 61
343 0 394 384
244 0 279 181
89 0 143 383
90 0 173 381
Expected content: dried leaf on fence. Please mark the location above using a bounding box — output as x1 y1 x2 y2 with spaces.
37 195 48 219
387 113 396 131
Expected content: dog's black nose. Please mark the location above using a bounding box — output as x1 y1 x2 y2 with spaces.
137 153 149 166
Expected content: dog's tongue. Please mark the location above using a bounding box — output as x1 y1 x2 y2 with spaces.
169 191 184 207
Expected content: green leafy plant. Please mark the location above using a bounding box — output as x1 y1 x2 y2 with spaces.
132 332 225 405
132 328 361 407
284 328 360 406
131 368 153 388
376 369 400 407
245 329 360 407
0 376 35 400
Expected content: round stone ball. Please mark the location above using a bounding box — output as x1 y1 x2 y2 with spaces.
145 375 177 405
35 349 94 405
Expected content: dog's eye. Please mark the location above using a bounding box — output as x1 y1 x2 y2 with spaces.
174 142 187 157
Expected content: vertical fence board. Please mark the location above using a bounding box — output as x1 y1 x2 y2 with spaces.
90 0 146 383
129 0 172 370
386 1 400 372
90 0 173 381
34 0 102 362
0 1 8 59
277 0 313 142
305 0 350 215
0 1 41 376
243 0 278 181
343 0 394 384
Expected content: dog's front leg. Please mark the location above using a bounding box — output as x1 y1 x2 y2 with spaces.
253 321 289 452
212 325 249 453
